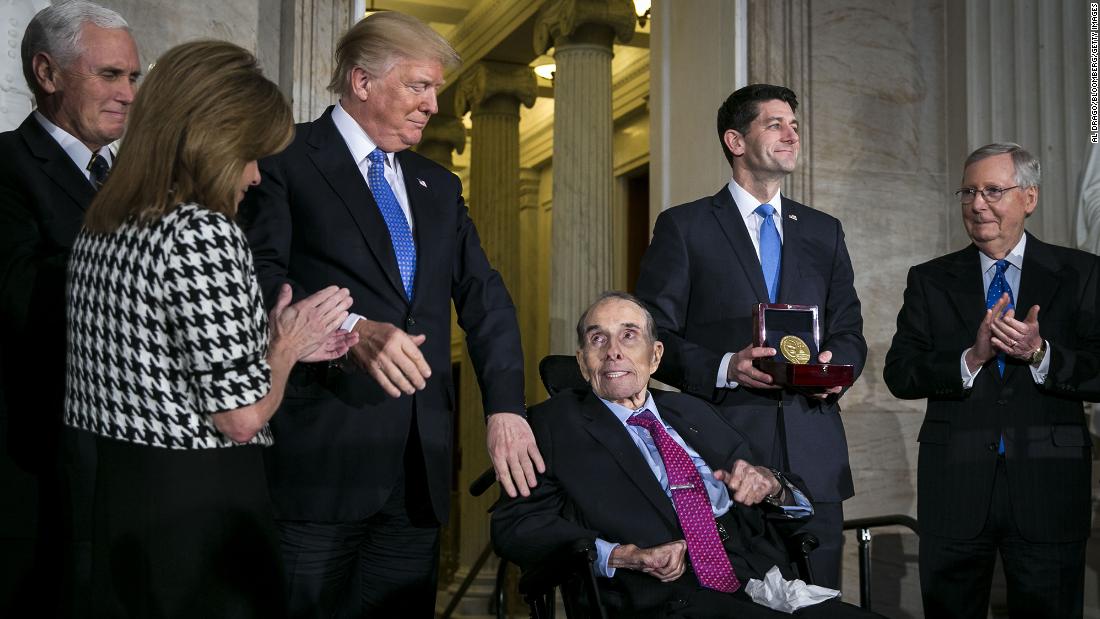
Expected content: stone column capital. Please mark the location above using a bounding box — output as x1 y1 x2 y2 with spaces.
533 0 636 54
419 113 466 156
454 61 537 117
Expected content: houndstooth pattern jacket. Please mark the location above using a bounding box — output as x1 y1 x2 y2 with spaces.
65 203 273 449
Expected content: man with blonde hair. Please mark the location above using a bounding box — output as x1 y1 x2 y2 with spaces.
240 11 539 616
0 1 139 614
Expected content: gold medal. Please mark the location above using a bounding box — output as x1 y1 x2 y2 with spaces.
779 335 811 364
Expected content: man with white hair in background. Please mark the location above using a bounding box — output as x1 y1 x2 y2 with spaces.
0 1 139 615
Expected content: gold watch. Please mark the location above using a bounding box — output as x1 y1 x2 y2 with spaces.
1028 340 1047 366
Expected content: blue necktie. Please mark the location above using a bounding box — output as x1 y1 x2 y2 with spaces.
755 204 781 303
985 259 1014 454
367 149 416 299
985 259 1015 376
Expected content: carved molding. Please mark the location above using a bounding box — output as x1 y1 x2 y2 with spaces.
454 60 537 117
533 0 636 54
444 0 546 87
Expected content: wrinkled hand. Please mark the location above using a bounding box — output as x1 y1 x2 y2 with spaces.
301 330 359 363
270 284 354 362
808 350 843 400
487 413 545 498
608 541 687 582
713 459 780 506
964 293 1009 372
350 319 431 397
727 344 780 389
991 304 1042 361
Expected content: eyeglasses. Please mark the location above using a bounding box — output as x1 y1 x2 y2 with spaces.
954 186 1020 204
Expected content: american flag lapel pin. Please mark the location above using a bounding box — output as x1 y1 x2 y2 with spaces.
418 178 428 188
788 213 798 221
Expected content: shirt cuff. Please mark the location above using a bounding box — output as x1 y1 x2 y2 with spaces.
340 313 363 332
1029 339 1051 384
594 538 619 578
960 348 981 388
717 352 739 389
779 485 814 519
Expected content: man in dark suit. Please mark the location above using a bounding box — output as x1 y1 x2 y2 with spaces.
238 10 541 617
884 143 1097 618
0 2 139 615
492 292 878 618
634 83 866 588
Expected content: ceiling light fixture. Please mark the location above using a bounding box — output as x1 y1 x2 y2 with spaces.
633 0 651 27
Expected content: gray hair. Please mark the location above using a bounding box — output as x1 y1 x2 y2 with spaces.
963 142 1041 188
21 1 129 98
328 10 459 97
575 291 659 349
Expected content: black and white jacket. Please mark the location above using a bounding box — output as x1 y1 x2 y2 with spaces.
65 203 273 449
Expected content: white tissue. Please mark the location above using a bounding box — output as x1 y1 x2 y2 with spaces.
744 565 841 614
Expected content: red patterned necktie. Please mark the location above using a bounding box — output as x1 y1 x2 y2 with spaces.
627 409 740 592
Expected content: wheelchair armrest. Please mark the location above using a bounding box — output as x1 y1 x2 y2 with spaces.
517 537 597 597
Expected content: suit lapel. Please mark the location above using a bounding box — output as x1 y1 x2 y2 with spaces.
710 187 769 303
305 109 406 302
657 396 728 471
1004 232 1061 382
1017 232 1060 318
398 151 437 309
943 245 986 336
579 391 679 529
776 197 803 304
20 116 96 210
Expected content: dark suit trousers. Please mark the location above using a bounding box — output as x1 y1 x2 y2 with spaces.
278 423 440 618
920 457 1085 619
797 501 843 590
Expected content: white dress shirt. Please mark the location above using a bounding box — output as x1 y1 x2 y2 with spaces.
330 102 416 332
717 179 784 389
33 110 114 181
959 234 1051 387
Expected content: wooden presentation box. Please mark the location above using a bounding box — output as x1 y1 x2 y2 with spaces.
752 303 854 389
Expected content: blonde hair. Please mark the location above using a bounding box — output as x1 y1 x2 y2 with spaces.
328 11 459 97
85 40 293 232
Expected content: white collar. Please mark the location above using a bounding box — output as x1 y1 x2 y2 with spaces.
33 110 114 170
331 101 394 168
727 178 782 220
978 233 1027 273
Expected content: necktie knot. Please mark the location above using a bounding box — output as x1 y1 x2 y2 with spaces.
754 203 776 219
368 148 387 166
626 409 658 431
88 152 110 190
995 259 1008 276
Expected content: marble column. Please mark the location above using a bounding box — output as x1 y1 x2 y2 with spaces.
649 0 747 217
451 60 536 566
518 168 545 402
534 0 636 354
415 113 465 169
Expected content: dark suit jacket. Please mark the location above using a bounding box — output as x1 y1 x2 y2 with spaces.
491 388 803 617
0 114 97 472
238 107 524 524
883 233 1099 542
634 187 866 502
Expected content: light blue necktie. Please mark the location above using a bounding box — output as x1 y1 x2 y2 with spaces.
985 259 1014 454
367 149 416 299
755 204 782 303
